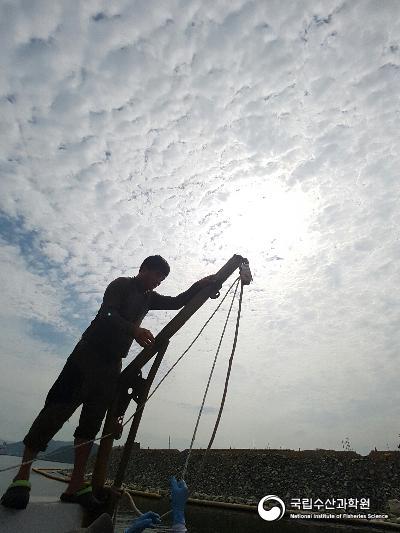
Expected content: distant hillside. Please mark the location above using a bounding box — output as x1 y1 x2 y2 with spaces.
6 440 72 457
5 440 98 463
40 443 99 464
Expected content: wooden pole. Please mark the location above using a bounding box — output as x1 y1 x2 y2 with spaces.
113 341 169 490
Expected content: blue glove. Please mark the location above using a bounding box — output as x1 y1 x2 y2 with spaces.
124 511 161 533
170 476 188 525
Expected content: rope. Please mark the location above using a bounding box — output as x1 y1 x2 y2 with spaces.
155 277 244 521
0 277 240 474
111 487 176 529
111 486 144 528
192 281 244 487
205 281 244 450
181 278 241 479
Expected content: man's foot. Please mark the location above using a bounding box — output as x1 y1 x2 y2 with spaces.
0 480 31 510
60 484 104 512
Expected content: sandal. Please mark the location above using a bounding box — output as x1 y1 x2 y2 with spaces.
60 484 104 512
0 480 31 510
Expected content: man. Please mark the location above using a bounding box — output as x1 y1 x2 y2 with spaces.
1 255 215 511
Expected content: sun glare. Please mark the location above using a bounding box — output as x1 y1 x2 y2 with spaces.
222 182 315 260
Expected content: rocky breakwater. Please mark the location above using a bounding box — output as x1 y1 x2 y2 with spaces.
89 448 400 512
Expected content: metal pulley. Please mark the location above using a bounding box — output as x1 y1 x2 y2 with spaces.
239 258 253 285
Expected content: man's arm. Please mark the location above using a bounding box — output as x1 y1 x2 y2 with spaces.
149 275 216 310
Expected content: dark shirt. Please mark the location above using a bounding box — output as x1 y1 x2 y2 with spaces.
81 276 203 360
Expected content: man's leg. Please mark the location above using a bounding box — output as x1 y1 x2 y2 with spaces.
63 396 110 496
1 402 78 509
2 341 87 509
58 399 111 511
0 445 39 510
13 446 38 482
64 358 121 497
65 438 94 494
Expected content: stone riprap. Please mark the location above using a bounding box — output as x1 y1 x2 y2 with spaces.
88 449 400 512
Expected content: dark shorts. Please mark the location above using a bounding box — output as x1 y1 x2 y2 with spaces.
23 340 121 452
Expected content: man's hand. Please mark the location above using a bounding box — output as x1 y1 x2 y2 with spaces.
124 511 161 533
132 325 155 347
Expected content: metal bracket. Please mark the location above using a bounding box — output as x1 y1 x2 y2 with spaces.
115 371 146 421
239 257 253 285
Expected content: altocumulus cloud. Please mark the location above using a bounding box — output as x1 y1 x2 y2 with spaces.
0 0 399 453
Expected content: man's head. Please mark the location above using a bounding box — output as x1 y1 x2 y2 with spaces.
137 255 170 291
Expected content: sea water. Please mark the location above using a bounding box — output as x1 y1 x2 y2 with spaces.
0 454 73 497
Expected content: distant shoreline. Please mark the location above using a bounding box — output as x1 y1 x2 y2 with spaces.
0 440 98 464
0 455 73 466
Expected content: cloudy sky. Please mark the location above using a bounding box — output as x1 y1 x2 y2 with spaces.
0 0 399 456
